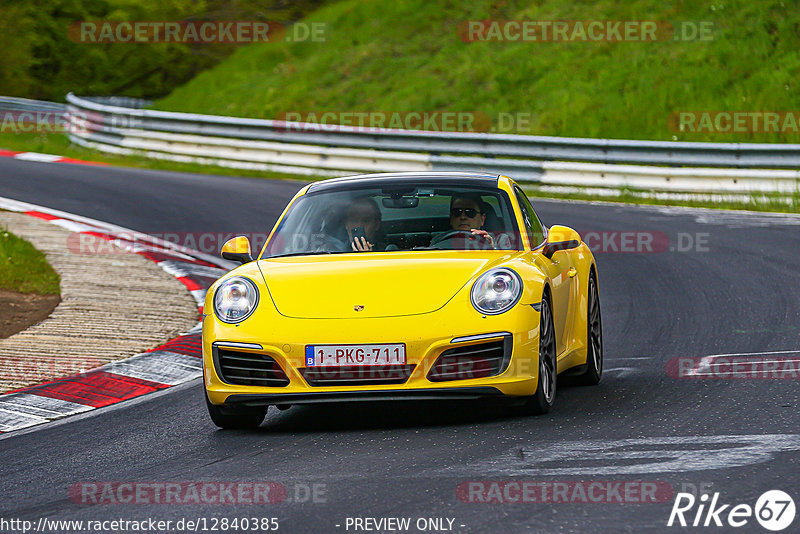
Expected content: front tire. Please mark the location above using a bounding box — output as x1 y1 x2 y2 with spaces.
522 295 557 414
205 391 267 429
573 271 603 385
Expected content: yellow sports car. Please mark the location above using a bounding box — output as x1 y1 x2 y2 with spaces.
203 172 602 428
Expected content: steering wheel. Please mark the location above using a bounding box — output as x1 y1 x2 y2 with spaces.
308 233 350 253
430 229 491 248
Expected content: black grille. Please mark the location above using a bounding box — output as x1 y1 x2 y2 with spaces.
215 347 290 387
427 337 511 382
300 365 416 386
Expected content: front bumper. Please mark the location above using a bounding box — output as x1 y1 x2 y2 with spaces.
203 300 542 406
224 387 505 407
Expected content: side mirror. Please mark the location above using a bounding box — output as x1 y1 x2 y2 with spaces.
221 236 254 264
542 225 582 259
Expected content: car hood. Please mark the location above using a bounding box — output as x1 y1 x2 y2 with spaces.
256 252 519 319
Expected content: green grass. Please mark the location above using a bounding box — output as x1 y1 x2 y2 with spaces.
0 131 318 182
154 0 800 144
0 226 61 295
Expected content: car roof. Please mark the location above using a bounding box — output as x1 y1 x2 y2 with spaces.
306 172 501 194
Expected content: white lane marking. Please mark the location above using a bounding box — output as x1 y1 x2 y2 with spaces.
605 357 652 360
691 371 799 377
693 213 800 228
104 350 202 386
602 367 638 378
158 260 227 280
443 434 800 476
652 205 800 227
701 349 800 358
14 152 63 163
49 218 104 233
704 359 800 366
690 358 800 377
687 350 800 377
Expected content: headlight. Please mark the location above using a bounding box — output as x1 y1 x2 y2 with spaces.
471 268 522 315
213 276 259 323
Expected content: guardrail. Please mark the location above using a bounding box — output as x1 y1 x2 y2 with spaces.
4 94 798 199
0 96 150 113
0 96 67 114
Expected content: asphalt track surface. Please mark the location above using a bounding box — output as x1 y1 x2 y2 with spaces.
1 158 799 533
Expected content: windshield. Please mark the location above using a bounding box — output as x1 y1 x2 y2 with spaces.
262 184 522 258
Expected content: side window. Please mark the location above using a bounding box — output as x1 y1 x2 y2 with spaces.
514 187 546 247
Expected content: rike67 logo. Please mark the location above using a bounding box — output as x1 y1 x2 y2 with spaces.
668 490 795 531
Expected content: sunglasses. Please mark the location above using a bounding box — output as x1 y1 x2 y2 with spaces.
451 208 481 217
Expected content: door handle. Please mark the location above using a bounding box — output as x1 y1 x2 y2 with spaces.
567 267 577 278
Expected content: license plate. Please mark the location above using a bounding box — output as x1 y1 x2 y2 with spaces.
305 344 406 367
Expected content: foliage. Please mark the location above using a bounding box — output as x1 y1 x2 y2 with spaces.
0 0 325 101
156 0 800 143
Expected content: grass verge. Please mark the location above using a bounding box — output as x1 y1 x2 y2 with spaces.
0 225 60 295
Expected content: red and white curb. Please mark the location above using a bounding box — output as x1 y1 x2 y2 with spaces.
0 197 233 433
0 149 107 166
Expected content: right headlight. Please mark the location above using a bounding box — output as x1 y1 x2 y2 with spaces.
470 268 523 315
213 276 259 323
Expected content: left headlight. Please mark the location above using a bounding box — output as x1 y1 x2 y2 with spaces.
471 268 523 315
213 276 259 323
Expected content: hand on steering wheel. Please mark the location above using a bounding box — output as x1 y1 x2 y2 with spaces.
469 229 495 248
431 229 495 249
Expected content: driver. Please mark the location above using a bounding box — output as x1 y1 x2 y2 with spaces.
446 193 495 248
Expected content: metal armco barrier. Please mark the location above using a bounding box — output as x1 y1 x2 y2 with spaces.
0 96 67 114
5 94 799 198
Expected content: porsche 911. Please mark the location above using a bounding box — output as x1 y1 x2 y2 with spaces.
202 172 602 428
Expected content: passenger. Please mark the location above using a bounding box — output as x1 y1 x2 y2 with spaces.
344 196 388 252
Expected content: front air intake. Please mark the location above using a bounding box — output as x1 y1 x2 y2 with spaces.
214 347 290 387
427 336 512 382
